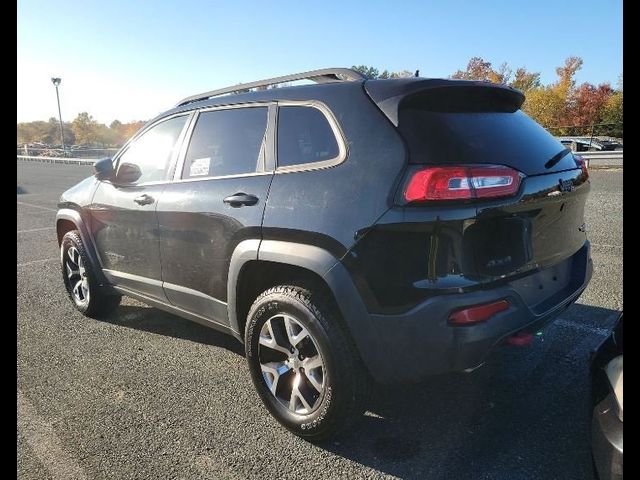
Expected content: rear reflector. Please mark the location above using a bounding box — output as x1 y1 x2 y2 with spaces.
449 300 510 326
404 165 521 202
507 331 533 346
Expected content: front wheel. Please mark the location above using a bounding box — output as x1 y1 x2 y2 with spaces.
245 285 369 441
60 230 120 318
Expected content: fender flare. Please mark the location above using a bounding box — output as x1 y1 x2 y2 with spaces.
227 239 341 335
56 208 108 285
227 239 388 380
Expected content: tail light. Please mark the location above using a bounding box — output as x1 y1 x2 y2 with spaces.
574 155 589 179
449 299 510 326
403 165 522 202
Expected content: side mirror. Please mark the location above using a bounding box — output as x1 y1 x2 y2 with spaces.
94 157 115 181
115 162 142 184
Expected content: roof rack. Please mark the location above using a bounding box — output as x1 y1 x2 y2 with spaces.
175 68 366 107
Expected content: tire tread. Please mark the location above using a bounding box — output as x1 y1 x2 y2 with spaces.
246 283 370 441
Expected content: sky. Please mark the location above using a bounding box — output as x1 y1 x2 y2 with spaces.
17 0 623 125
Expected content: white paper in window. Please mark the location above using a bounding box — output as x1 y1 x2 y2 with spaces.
189 157 210 177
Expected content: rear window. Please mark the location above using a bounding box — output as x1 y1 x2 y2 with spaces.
277 106 340 168
398 109 578 175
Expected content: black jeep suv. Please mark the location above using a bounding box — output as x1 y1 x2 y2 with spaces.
56 68 593 440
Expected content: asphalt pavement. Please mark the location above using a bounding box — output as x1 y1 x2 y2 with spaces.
17 161 623 479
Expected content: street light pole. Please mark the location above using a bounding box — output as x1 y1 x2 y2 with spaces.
51 77 65 152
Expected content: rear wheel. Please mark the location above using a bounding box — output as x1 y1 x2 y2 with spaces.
60 230 120 318
245 284 369 441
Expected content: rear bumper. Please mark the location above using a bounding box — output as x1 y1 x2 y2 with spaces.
591 393 623 480
347 241 592 384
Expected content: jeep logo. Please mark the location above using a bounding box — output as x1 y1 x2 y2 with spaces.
558 179 574 193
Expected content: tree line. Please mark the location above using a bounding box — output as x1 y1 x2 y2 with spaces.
17 113 146 148
354 58 622 138
17 57 622 147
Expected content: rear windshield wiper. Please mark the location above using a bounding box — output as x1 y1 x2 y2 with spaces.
544 148 571 169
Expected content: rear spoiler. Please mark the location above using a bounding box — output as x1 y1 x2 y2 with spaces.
364 78 525 126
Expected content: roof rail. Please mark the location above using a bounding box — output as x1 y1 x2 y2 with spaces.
175 68 366 107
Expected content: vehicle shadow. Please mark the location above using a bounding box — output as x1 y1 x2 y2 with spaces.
99 304 245 356
98 301 617 479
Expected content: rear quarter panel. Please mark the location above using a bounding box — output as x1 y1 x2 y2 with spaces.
262 83 407 253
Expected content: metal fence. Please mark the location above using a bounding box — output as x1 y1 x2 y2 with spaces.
577 151 623 168
16 146 119 159
17 155 95 165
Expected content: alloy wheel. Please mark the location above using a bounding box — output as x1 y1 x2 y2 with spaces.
258 314 326 415
64 246 90 305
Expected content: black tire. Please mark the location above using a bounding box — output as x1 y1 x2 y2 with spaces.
245 284 369 441
60 230 120 318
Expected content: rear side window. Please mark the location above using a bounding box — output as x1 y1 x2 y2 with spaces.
277 106 339 168
182 107 267 179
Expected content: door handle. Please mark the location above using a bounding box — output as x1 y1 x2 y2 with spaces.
134 194 155 205
223 193 259 207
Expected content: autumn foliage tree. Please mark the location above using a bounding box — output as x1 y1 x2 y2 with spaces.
554 56 583 99
450 56 621 137
71 112 100 145
599 91 623 138
351 65 414 79
452 57 512 84
568 83 614 128
17 118 76 145
121 121 146 140
510 68 541 92
522 87 566 129
18 114 147 147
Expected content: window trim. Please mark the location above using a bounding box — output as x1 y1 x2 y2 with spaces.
110 112 194 187
274 100 348 173
108 99 346 186
172 102 275 183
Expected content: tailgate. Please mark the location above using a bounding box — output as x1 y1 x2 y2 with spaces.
465 167 589 277
382 80 591 277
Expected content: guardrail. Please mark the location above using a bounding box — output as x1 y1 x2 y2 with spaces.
577 151 623 168
17 155 95 165
17 147 119 159
578 151 624 160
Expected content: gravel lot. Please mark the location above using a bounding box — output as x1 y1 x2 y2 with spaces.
17 161 622 479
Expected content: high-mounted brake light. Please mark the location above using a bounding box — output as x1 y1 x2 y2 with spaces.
574 155 589 179
449 300 510 326
404 166 522 202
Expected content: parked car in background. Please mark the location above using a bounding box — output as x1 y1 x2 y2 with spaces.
592 139 622 151
558 137 623 153
560 139 591 152
591 312 623 480
56 68 593 440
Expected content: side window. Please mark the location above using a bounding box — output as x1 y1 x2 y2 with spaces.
277 106 340 168
116 115 188 184
182 107 268 179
